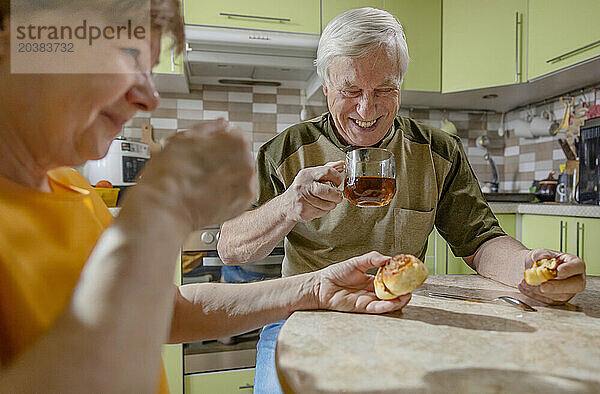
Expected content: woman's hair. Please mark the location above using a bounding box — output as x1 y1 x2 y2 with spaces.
315 7 410 87
0 0 184 53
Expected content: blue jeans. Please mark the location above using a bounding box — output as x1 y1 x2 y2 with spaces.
254 320 286 394
221 265 277 283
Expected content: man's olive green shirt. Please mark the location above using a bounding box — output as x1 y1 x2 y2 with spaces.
255 113 505 277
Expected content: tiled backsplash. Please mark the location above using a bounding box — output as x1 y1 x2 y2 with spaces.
124 85 597 193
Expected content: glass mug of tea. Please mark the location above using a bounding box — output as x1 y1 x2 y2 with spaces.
343 148 396 207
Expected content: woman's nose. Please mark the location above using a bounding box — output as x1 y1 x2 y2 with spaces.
126 72 160 112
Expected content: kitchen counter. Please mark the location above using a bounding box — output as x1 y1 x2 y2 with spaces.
489 202 600 218
275 275 600 393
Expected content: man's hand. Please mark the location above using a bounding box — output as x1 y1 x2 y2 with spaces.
126 119 255 231
518 248 586 304
281 161 345 223
312 251 411 314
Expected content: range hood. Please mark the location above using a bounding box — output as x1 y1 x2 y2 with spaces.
184 25 322 95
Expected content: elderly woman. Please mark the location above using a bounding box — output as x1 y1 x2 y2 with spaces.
0 1 409 392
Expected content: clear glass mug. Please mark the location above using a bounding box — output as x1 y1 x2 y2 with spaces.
343 148 396 207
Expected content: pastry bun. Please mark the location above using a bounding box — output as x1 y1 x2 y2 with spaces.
524 257 559 286
374 254 429 300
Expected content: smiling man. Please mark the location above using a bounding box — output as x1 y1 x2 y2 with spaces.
217 7 586 394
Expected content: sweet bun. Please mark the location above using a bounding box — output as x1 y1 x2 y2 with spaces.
374 254 429 300
524 257 559 286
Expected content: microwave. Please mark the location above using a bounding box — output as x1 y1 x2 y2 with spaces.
82 139 150 187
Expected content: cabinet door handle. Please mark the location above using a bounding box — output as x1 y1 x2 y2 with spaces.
445 242 448 274
514 12 521 83
238 384 254 389
559 220 565 252
220 12 291 22
546 39 600 63
170 49 175 72
576 222 584 257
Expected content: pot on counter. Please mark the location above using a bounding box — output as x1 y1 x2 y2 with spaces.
535 172 558 202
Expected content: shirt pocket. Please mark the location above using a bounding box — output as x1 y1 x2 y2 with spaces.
394 208 436 256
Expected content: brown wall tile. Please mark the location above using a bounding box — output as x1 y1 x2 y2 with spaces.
203 100 229 111
253 93 277 104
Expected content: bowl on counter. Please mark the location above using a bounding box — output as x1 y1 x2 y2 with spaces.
534 173 558 203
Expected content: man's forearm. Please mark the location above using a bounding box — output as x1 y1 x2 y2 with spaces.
218 195 296 264
168 272 318 343
466 235 531 287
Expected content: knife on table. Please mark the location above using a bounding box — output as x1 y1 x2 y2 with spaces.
427 291 537 312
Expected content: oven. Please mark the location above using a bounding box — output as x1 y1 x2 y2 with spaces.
181 227 284 375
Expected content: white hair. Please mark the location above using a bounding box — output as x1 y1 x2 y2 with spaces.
315 7 410 87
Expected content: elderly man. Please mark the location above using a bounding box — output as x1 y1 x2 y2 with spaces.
217 7 586 393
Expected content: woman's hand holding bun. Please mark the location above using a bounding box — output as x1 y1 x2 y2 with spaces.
374 254 429 300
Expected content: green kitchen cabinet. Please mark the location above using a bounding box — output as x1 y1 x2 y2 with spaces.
154 35 183 75
441 0 526 93
424 230 441 275
162 253 183 394
386 0 441 92
423 229 474 275
520 215 599 276
564 217 600 275
527 0 600 80
184 369 255 394
322 0 384 29
520 214 563 252
184 0 320 34
496 213 517 239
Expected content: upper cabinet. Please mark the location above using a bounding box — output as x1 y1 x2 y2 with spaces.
442 0 526 93
153 36 183 75
321 0 384 29
527 0 600 80
386 0 441 92
184 0 321 34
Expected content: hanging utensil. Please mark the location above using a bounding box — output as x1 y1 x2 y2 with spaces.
557 97 574 132
558 138 577 160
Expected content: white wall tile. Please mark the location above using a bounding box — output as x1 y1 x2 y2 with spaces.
468 146 486 156
504 146 520 156
177 99 203 110
123 128 142 140
519 152 536 163
229 121 253 132
150 118 177 129
519 161 535 172
203 110 229 120
228 92 253 103
553 149 565 160
253 86 277 94
253 103 277 113
492 156 504 165
535 160 554 171
535 170 551 180
177 109 203 120
277 123 295 133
